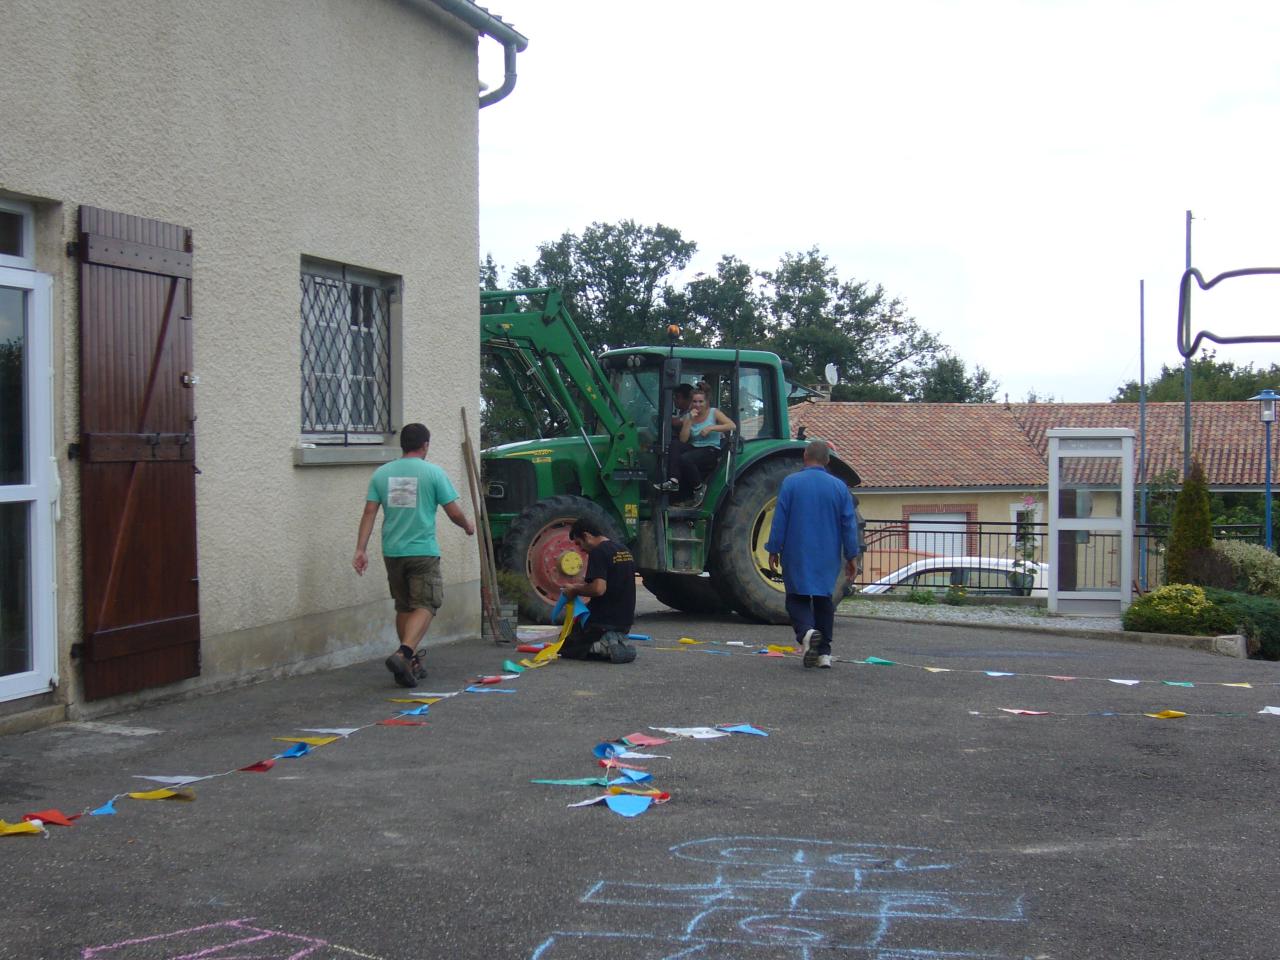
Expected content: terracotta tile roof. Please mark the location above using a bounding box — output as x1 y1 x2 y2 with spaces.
790 401 1271 489
789 403 1045 489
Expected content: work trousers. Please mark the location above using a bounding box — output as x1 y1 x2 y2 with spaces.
785 593 834 655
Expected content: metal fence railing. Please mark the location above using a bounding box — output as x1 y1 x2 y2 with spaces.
852 517 1265 594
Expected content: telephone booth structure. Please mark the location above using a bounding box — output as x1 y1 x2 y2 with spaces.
1047 428 1135 615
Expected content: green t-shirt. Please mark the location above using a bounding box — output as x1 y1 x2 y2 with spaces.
366 457 460 557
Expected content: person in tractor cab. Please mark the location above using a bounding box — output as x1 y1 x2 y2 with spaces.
558 517 637 663
673 386 735 504
653 383 695 495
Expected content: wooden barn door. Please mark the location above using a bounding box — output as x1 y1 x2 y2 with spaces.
77 206 200 700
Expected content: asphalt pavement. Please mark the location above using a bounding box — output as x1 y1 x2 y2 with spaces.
2 594 1279 960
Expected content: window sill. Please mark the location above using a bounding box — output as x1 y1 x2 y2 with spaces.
293 445 400 467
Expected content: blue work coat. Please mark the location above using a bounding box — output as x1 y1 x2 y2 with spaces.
764 465 861 596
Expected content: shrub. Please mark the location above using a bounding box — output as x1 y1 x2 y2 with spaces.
944 584 967 606
906 588 936 605
1165 460 1211 584
1122 584 1234 636
1212 540 1280 599
1185 546 1239 591
1203 588 1280 660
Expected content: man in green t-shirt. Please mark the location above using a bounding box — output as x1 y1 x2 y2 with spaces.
353 423 474 687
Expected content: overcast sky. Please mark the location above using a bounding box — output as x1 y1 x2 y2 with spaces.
477 1 1280 402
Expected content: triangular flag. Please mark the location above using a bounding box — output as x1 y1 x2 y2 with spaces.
473 676 505 685
0 819 45 836
1257 706 1280 716
531 777 610 787
127 788 195 801
89 799 117 816
717 723 768 736
597 758 648 772
923 667 951 673
301 727 359 737
502 660 525 674
1144 710 1187 719
519 658 549 669
272 736 339 747
605 795 652 817
761 650 784 658
398 704 430 716
652 726 729 739
239 759 275 773
593 742 626 759
388 697 444 704
607 786 670 801
678 637 704 645
999 708 1050 716
1223 683 1253 689
984 671 1013 677
567 795 608 808
620 768 653 783
550 592 569 623
1048 676 1077 681
22 809 77 827
466 686 517 694
534 637 564 662
516 644 547 654
865 656 897 666
767 644 797 654
132 775 205 786
1162 681 1195 688
1108 679 1141 686
621 733 670 746
275 742 311 758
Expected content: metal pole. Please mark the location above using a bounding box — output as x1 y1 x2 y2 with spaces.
1182 210 1193 480
1139 279 1148 589
1267 418 1273 551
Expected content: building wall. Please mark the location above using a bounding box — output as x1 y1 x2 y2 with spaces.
0 0 483 712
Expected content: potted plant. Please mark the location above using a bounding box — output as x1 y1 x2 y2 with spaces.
1011 494 1039 595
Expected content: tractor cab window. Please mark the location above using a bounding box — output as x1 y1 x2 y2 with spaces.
736 367 775 440
612 366 661 444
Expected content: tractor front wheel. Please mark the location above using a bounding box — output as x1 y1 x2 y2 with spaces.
500 495 624 624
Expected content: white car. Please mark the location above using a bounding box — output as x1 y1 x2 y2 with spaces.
860 556 1047 596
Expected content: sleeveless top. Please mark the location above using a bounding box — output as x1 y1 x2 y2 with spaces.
690 408 721 449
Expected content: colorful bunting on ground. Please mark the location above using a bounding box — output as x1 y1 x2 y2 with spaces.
466 685 516 694
23 809 76 826
652 726 730 739
621 733 670 747
717 723 768 736
1144 710 1188 719
1000 709 1050 716
238 759 275 773
88 799 117 816
1258 706 1280 715
301 727 359 737
126 788 194 801
864 656 896 666
272 736 340 747
274 742 311 759
502 660 525 674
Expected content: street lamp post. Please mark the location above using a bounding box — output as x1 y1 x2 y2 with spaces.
1250 389 1278 551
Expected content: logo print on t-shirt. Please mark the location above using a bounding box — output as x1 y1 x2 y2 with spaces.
387 477 419 508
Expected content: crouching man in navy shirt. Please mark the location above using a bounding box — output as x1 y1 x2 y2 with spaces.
560 518 638 664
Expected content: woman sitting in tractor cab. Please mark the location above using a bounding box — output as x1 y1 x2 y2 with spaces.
674 386 735 504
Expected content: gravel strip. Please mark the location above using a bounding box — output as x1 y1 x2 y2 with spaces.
838 598 1124 632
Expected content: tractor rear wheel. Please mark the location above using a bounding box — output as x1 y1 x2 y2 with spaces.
501 495 624 624
711 457 850 624
640 571 731 616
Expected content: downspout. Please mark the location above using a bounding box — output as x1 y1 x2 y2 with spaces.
425 0 529 108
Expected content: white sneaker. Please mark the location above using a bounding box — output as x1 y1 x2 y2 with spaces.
800 629 821 668
817 654 832 669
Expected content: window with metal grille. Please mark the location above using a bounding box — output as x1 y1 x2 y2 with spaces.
300 261 396 442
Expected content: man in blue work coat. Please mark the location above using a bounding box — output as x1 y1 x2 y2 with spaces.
765 440 861 668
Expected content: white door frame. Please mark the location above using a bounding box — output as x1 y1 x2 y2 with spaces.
0 265 57 701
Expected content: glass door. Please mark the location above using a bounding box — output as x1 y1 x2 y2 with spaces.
0 265 55 701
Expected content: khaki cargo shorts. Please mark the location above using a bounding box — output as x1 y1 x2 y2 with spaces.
384 555 444 614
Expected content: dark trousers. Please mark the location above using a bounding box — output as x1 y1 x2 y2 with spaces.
677 445 720 496
561 622 630 661
786 593 834 655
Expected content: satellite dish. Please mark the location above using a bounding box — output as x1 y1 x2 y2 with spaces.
823 362 838 386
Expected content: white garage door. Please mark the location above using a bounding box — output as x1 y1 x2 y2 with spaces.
907 512 968 557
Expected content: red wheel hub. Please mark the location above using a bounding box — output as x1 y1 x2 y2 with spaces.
524 519 586 605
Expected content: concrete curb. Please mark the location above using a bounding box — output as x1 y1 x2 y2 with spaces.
838 610 1249 658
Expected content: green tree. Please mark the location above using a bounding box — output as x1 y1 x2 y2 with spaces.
912 354 999 403
511 220 696 351
831 382 904 401
1165 459 1212 584
1113 351 1280 402
761 248 943 394
658 255 768 348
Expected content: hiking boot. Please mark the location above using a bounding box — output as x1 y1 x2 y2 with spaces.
816 654 832 669
603 631 637 664
385 651 417 688
410 654 427 680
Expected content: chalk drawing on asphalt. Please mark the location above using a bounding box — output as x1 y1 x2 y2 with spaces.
80 917 390 960
531 836 1027 959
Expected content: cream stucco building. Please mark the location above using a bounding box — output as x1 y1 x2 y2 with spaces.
0 0 526 731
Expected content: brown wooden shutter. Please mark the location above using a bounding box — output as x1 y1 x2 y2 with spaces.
77 206 200 700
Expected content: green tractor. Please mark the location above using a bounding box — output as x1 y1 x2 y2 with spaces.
480 288 861 624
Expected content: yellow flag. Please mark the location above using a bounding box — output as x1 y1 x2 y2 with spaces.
0 819 44 836
1222 683 1253 689
766 644 797 654
678 637 703 645
127 788 195 801
924 667 952 673
388 697 444 704
272 736 339 747
1144 710 1187 720
519 658 549 669
608 785 664 797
